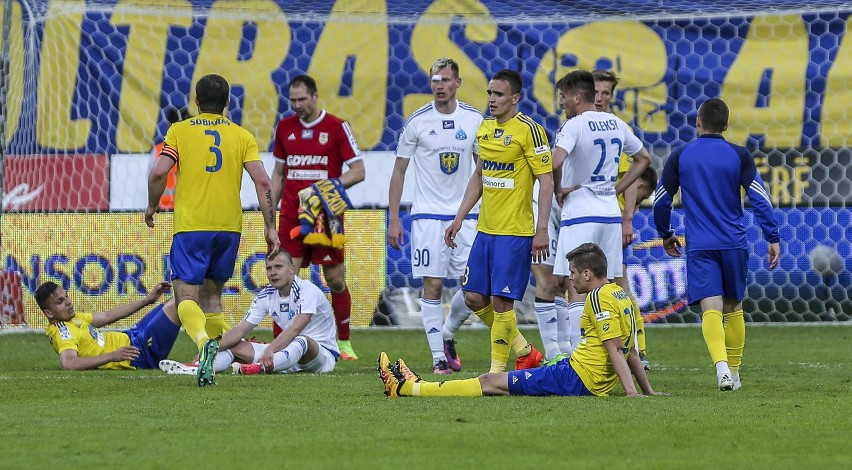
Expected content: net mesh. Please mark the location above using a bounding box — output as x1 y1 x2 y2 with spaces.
1 0 850 329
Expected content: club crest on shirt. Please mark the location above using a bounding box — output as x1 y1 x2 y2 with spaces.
455 129 467 141
439 152 460 175
318 132 329 144
503 135 512 146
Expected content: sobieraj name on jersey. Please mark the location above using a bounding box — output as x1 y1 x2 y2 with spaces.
587 119 619 132
189 118 230 126
287 155 330 166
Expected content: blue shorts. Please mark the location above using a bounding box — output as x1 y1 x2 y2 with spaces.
463 232 532 301
686 249 748 305
170 231 241 284
506 359 593 396
128 304 181 369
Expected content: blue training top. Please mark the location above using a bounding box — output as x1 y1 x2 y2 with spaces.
653 134 780 251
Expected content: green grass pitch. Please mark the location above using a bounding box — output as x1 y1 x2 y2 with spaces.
1 325 850 468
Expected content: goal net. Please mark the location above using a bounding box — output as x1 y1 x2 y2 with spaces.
1 0 850 330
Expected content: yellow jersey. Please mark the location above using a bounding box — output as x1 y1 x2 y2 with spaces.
45 313 134 370
569 283 637 396
476 113 552 236
162 113 261 233
616 152 632 212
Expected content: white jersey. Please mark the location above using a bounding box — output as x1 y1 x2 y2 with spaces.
553 111 643 222
243 277 338 354
395 100 483 216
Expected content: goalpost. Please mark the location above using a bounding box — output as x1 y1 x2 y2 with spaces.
1 0 850 331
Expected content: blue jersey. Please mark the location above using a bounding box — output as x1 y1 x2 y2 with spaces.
653 134 779 251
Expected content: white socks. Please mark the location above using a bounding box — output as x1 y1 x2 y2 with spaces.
442 289 471 340
534 299 560 360
420 298 446 363
555 296 571 355
567 301 584 353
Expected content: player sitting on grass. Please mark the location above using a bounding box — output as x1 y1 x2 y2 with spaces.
160 250 339 376
37 281 177 370
378 243 666 398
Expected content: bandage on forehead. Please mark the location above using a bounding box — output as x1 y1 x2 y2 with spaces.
431 74 444 82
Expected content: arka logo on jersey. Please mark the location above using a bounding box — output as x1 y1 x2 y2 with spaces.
439 152 460 174
503 135 512 146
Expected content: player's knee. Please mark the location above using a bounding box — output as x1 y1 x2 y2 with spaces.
422 278 443 300
463 291 487 311
479 373 509 396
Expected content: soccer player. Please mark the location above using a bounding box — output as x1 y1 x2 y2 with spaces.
271 74 365 361
550 70 651 355
530 190 568 364
378 243 665 398
36 281 178 370
593 69 658 369
388 58 481 374
160 251 339 376
146 74 280 386
653 98 780 391
149 107 189 211
444 69 551 373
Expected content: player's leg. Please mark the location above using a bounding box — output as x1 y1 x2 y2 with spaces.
277 220 309 339
552 224 588 354
489 235 536 373
212 339 256 372
721 249 749 390
504 361 594 396
441 218 476 371
199 279 230 340
411 218 452 373
690 250 733 390
323 262 357 360
532 263 561 363
128 300 182 369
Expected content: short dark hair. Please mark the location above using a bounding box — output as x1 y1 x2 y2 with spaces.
34 282 60 310
639 166 658 191
592 69 619 93
566 243 608 278
195 74 229 113
491 69 523 94
289 74 318 96
698 98 729 133
430 58 460 78
165 107 189 124
556 70 595 104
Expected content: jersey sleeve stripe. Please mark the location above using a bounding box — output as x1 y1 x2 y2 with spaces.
518 115 546 148
341 121 363 156
589 286 603 314
749 180 772 204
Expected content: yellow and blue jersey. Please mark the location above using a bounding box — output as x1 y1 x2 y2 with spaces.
45 313 134 370
476 113 551 236
569 283 637 396
616 152 632 212
162 113 261 234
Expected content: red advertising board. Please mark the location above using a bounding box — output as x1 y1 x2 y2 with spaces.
3 154 109 211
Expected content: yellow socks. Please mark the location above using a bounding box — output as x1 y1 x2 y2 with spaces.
511 331 532 357
724 310 745 374
634 298 647 353
490 310 519 372
408 378 483 397
178 300 209 350
701 309 727 364
204 312 231 340
473 303 495 327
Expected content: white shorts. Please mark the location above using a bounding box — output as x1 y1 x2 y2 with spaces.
532 196 560 266
250 341 337 374
410 217 477 279
553 222 623 279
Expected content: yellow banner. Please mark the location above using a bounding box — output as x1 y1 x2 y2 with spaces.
2 211 386 329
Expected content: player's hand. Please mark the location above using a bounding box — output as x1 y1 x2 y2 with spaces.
144 205 159 228
626 391 647 398
531 228 550 264
111 346 140 362
662 236 682 257
555 184 581 206
622 222 635 248
265 227 281 258
767 242 780 270
388 219 404 250
444 220 462 249
146 282 171 303
648 391 670 396
258 352 275 373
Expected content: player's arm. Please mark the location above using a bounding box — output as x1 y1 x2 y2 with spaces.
603 338 642 397
533 171 554 262
626 350 664 395
445 159 483 249
271 161 286 212
219 319 257 351
90 282 169 328
58 347 139 371
258 313 311 371
653 148 682 256
246 160 281 256
621 179 640 247
145 144 177 227
339 159 366 188
615 147 651 195
387 157 411 250
740 150 781 269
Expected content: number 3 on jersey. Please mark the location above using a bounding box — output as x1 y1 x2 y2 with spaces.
205 129 223 172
